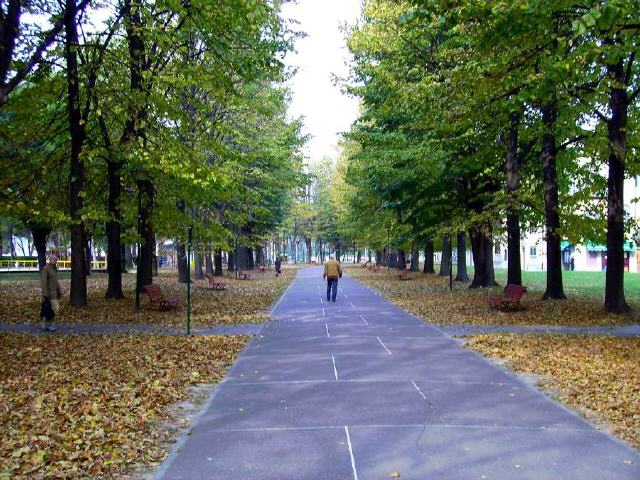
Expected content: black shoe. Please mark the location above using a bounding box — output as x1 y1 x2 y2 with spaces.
332 299 336 302
45 324 57 332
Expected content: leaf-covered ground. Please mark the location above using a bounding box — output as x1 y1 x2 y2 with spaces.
347 268 639 326
466 334 640 451
0 333 248 478
0 267 297 327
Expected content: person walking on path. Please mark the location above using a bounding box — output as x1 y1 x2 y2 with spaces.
323 255 342 302
275 256 282 276
40 254 62 332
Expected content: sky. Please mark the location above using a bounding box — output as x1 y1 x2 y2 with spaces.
281 0 362 163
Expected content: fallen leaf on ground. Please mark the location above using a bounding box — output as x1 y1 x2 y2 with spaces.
0 333 248 478
466 334 640 451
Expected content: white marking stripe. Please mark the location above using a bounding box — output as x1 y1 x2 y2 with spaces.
411 380 427 400
322 308 325 316
345 426 359 480
325 323 330 338
359 315 368 326
376 336 392 355
201 424 593 433
320 297 323 303
350 302 356 309
332 354 339 381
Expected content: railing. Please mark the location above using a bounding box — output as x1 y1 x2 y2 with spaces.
0 259 107 271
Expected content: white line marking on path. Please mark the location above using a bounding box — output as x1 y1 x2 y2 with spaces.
208 424 593 433
350 302 356 310
325 323 330 338
320 297 323 303
332 354 339 381
376 336 392 355
359 315 368 326
322 308 325 316
343 293 348 299
344 426 359 480
411 380 427 400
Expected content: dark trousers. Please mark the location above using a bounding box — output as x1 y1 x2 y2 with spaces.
326 277 338 301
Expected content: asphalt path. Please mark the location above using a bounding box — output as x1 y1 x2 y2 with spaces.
156 267 640 479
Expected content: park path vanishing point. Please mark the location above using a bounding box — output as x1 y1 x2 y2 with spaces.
155 267 640 480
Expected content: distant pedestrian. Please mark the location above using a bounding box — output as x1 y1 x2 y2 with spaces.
275 256 282 276
323 255 342 302
40 254 62 332
570 256 575 271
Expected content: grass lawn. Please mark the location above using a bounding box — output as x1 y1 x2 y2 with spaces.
492 268 640 305
0 267 298 327
466 334 640 451
347 267 639 326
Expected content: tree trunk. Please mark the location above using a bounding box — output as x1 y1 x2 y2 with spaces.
255 245 265 266
194 252 204 280
120 244 127 273
30 226 50 271
396 248 406 270
439 235 451 276
604 59 630 313
410 240 419 271
357 250 362 263
214 249 223 276
236 246 251 270
375 250 383 265
8 227 16 257
227 249 236 272
103 108 124 298
176 241 189 283
305 237 312 263
505 110 522 286
138 180 154 287
541 98 566 299
455 231 468 282
85 236 92 276
469 228 498 288
65 0 87 306
125 245 134 270
205 245 214 274
423 238 435 273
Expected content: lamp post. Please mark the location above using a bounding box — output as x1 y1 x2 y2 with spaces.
135 180 143 313
185 226 192 335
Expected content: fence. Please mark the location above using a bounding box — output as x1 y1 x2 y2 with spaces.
0 259 107 271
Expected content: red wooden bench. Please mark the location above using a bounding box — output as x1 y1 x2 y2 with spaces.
142 284 181 310
237 269 250 280
397 269 411 280
205 273 227 291
488 284 527 311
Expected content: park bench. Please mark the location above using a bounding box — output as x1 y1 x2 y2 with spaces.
237 269 250 280
397 269 411 280
488 284 527 311
142 284 181 310
205 273 227 291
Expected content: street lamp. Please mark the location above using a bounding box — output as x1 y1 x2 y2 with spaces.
185 226 192 335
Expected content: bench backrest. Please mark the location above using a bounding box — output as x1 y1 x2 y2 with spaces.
142 284 164 301
504 284 527 299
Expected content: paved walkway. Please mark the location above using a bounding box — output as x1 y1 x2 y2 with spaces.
155 267 640 480
439 323 640 337
0 322 263 336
